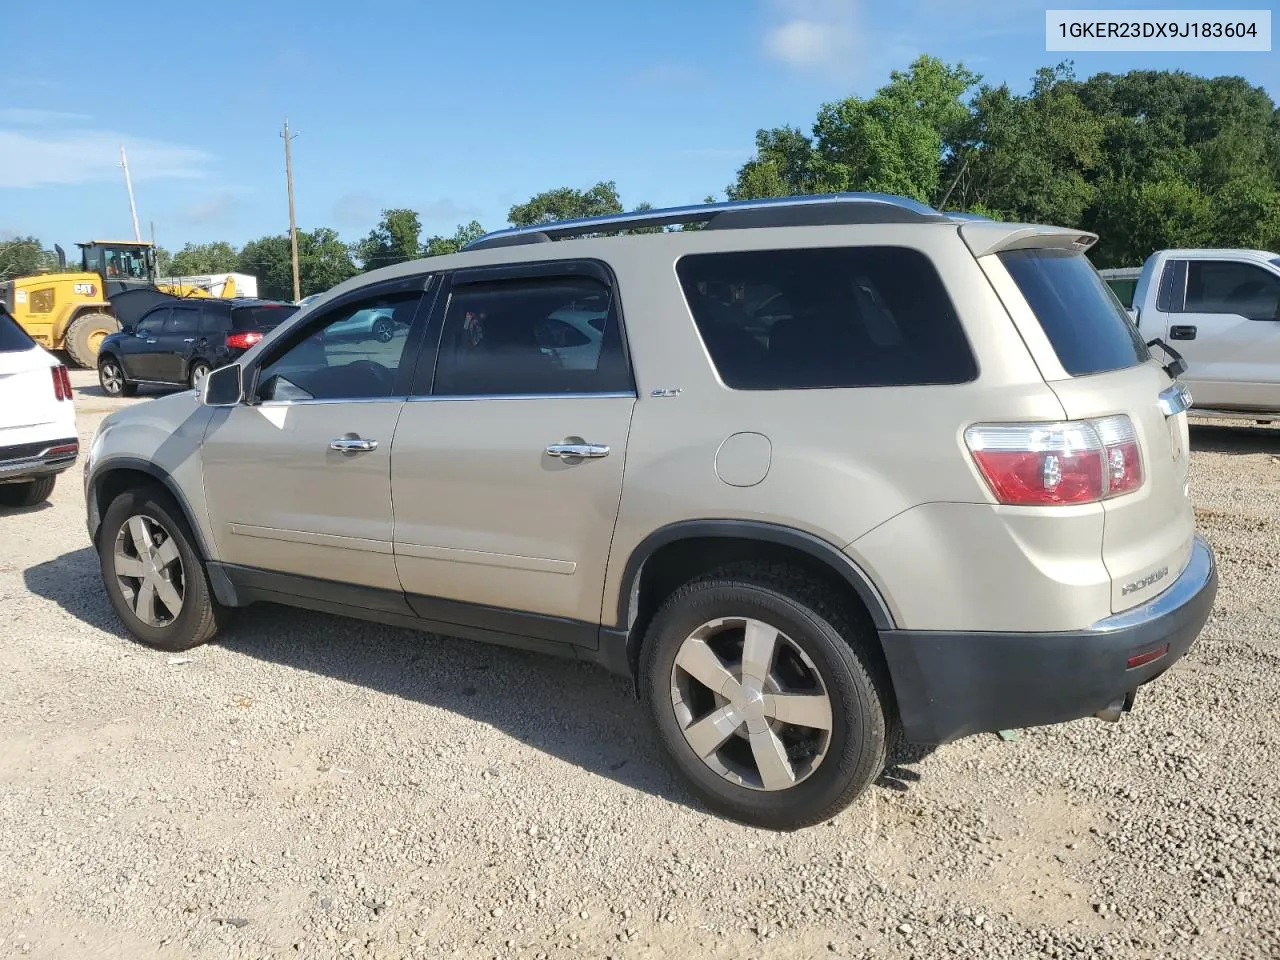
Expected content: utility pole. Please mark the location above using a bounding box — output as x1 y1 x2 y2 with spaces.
281 120 301 303
119 145 142 242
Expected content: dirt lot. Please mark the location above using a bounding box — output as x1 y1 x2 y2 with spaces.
1 370 1277 960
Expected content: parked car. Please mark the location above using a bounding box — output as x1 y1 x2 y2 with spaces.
1129 248 1280 419
323 306 403 344
96 298 299 396
83 194 1217 830
0 304 77 507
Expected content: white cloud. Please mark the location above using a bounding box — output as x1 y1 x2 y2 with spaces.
0 107 89 125
762 0 863 77
0 123 211 189
183 191 238 225
333 191 381 229
419 197 479 223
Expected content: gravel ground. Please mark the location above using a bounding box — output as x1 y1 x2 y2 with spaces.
0 370 1276 960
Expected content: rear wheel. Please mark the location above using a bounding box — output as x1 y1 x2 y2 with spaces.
64 312 120 368
98 485 230 651
0 476 56 508
188 360 211 391
372 317 395 343
640 564 890 830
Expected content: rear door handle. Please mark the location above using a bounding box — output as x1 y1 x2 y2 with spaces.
545 442 609 460
145 338 157 344
329 437 379 453
1169 325 1197 341
183 338 196 343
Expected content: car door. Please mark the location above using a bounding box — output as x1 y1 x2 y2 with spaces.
153 305 201 383
1160 257 1280 409
116 306 169 380
390 262 636 648
200 276 435 598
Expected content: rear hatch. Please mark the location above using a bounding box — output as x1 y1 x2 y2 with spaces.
228 303 298 349
979 235 1194 614
230 302 298 332
0 310 56 432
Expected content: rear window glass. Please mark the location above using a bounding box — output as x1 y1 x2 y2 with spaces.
231 304 298 331
0 309 35 353
676 246 977 390
999 249 1149 377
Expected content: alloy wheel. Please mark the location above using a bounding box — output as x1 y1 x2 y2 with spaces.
669 616 833 791
112 515 186 627
100 362 123 395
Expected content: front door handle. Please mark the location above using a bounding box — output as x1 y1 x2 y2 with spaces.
329 437 379 453
183 338 196 343
145 338 157 344
1169 325 1197 341
545 442 609 460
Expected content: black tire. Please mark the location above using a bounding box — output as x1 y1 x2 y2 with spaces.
640 563 891 831
372 317 394 343
97 355 137 397
0 475 56 507
97 484 230 652
188 360 211 391
64 312 120 368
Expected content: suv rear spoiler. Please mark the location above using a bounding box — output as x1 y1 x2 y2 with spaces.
959 222 1098 259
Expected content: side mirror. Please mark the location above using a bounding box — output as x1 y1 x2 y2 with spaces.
202 363 244 406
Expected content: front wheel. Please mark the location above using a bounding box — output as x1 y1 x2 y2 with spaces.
98 356 137 397
372 317 394 343
98 485 230 651
640 565 890 830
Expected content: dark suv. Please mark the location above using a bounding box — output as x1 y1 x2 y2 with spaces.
97 298 299 396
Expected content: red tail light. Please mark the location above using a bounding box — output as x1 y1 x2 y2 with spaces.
964 415 1144 506
50 364 72 401
226 331 263 350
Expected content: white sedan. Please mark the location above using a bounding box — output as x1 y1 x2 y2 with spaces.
0 306 78 507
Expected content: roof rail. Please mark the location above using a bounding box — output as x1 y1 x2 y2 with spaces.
463 192 949 251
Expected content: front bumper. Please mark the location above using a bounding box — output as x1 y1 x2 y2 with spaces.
0 438 79 484
881 534 1218 744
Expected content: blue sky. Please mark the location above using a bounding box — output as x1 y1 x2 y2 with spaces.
1 0 1275 252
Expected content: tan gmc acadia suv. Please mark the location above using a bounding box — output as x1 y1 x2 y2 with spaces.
83 194 1218 830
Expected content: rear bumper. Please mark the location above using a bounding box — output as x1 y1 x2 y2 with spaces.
0 437 79 483
882 534 1217 744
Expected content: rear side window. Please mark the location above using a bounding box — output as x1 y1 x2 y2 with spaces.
232 304 298 331
676 246 976 390
0 309 35 352
999 249 1149 377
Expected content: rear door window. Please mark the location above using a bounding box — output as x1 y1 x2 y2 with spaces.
998 249 1150 377
676 246 976 390
231 304 298 331
0 309 35 352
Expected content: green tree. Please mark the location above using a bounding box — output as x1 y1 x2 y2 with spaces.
424 220 486 256
168 241 239 276
236 235 294 300
0 236 55 280
237 228 358 300
355 208 422 271
508 181 624 226
300 227 358 296
153 246 173 277
945 64 1103 228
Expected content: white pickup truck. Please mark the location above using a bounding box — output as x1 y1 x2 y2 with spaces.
1129 248 1280 419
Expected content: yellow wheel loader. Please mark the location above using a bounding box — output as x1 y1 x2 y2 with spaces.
0 240 254 368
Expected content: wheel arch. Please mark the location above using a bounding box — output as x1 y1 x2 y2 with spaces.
87 458 214 561
611 520 896 682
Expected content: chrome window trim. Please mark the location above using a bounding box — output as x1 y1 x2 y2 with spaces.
253 391 638 407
